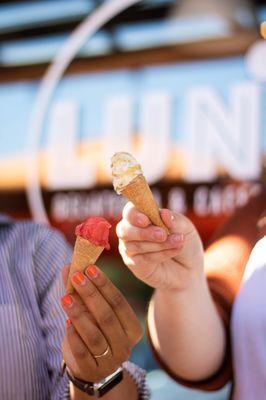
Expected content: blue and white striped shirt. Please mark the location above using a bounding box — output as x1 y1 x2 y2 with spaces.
0 215 149 400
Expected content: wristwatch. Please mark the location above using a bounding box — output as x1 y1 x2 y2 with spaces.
66 366 123 397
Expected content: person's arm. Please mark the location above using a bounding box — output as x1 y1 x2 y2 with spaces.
117 190 265 388
61 264 146 400
35 227 148 400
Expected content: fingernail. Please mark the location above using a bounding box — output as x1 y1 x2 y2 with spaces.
170 233 184 244
66 319 72 328
61 294 73 308
72 271 87 286
153 229 165 241
86 265 98 279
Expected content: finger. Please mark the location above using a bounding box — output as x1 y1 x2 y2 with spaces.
65 319 97 378
85 265 143 347
122 202 151 228
70 272 128 356
126 247 184 269
61 264 71 288
61 294 111 361
119 233 184 256
116 220 167 243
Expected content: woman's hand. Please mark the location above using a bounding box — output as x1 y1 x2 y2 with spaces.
61 264 143 383
117 202 204 291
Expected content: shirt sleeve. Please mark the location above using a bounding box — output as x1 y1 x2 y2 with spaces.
33 226 72 399
123 361 150 399
147 190 265 391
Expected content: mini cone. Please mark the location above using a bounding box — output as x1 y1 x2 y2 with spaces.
122 174 169 233
66 236 104 293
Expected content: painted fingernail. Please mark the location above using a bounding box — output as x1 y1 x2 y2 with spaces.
61 294 73 308
66 319 72 328
86 265 98 279
153 229 165 241
72 271 87 286
170 233 184 244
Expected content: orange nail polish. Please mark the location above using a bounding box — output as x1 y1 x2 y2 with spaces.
86 265 98 279
61 294 73 308
72 271 87 286
66 319 72 328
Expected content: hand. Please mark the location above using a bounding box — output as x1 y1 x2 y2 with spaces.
117 202 204 291
61 264 143 383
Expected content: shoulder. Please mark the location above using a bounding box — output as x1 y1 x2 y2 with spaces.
8 220 70 252
5 220 72 275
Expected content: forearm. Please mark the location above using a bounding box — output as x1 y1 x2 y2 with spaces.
148 272 226 381
70 370 138 400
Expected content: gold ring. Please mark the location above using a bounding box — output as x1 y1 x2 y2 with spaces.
93 346 110 359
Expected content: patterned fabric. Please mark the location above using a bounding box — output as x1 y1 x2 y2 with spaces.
0 215 149 399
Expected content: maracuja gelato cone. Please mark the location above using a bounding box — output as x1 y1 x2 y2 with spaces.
111 152 169 233
66 217 111 293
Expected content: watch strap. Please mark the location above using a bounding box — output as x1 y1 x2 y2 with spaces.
66 367 123 398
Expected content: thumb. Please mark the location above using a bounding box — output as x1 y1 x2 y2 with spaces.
160 209 195 236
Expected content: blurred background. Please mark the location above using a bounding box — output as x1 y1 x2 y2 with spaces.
0 0 265 398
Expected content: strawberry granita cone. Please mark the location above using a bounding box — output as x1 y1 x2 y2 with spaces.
111 152 169 233
66 217 111 293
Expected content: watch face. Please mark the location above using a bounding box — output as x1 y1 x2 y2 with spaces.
94 367 123 390
96 370 124 398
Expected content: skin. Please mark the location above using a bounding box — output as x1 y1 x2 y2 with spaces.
117 202 226 381
61 264 143 400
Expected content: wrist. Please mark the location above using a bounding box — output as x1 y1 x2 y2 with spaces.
156 268 207 298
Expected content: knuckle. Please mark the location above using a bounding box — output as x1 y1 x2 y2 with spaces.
74 346 87 360
83 285 98 299
116 221 122 238
110 291 125 309
96 274 108 289
124 241 138 256
89 330 104 347
118 240 126 256
116 222 127 240
122 201 134 219
99 310 115 327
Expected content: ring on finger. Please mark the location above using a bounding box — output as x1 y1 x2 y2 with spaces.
93 345 110 359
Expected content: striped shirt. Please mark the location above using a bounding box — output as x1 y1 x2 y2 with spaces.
0 215 149 400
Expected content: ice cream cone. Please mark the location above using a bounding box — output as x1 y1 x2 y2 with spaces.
122 174 168 232
66 217 111 294
111 152 169 233
66 236 104 293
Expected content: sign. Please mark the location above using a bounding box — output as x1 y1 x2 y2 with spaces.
0 44 265 243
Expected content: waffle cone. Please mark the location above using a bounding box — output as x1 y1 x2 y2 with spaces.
122 175 169 232
66 236 104 293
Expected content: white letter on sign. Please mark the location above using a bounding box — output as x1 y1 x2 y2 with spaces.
103 92 170 185
45 101 96 189
103 95 132 177
137 92 171 184
184 83 261 182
